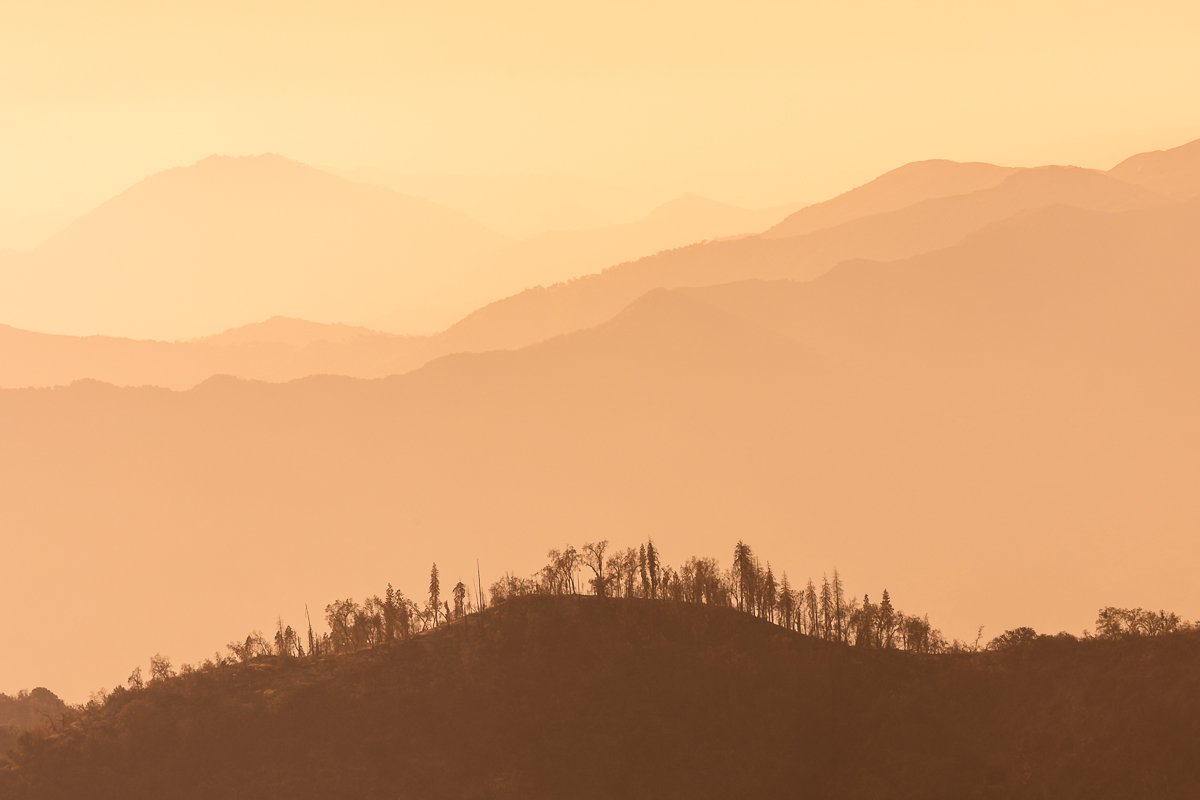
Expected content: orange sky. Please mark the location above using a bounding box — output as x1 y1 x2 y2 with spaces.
3 0 1199 246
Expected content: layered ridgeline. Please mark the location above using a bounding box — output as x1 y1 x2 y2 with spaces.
3 137 1197 389
4 195 1199 701
0 155 508 339
0 156 802 345
2 589 1197 800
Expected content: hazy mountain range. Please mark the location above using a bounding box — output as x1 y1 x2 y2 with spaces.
5 138 1195 390
3 135 1199 699
0 158 804 341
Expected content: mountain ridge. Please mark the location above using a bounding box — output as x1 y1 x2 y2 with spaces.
3 597 1198 799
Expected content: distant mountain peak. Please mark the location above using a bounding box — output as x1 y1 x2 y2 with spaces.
765 159 1017 239
199 316 387 347
1109 136 1200 199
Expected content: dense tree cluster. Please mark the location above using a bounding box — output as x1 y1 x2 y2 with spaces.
1094 606 1191 638
102 541 1196 696
491 539 945 652
0 689 69 757
985 606 1197 652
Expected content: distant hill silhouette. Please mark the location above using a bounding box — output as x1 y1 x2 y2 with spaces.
439 166 1162 354
763 158 1018 238
0 155 507 340
0 323 437 389
0 147 1179 389
1109 136 1200 199
3 598 1198 799
478 192 804 296
198 316 383 347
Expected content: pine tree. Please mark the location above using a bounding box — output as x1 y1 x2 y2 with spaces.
804 579 819 635
879 589 895 649
384 584 397 641
820 575 834 640
638 544 650 598
646 538 661 599
733 541 754 612
778 572 795 630
429 563 441 626
832 569 846 643
762 564 778 623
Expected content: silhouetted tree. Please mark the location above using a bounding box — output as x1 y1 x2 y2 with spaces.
306 604 318 658
819 576 834 640
733 541 755 612
804 579 819 636
832 569 847 643
646 538 661 599
1095 607 1184 638
762 564 778 623
778 573 796 631
148 654 174 683
988 627 1039 651
453 582 467 620
429 564 441 627
879 590 896 649
582 540 610 597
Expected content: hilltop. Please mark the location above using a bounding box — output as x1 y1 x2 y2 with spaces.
0 690 67 758
3 597 1198 799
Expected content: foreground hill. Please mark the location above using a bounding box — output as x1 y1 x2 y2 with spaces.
3 598 1198 799
0 155 507 340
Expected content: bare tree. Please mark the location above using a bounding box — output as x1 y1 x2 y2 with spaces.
582 540 610 597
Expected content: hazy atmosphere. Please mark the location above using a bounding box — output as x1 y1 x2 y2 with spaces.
4 1 1199 249
2 3 1198 797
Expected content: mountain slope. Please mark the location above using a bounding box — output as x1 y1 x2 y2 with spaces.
0 290 968 701
3 598 1198 799
439 166 1162 353
479 192 803 295
1109 137 1200 199
198 317 383 347
0 155 507 339
0 160 1157 389
764 158 1018 239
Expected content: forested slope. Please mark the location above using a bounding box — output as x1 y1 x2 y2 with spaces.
4 596 1198 800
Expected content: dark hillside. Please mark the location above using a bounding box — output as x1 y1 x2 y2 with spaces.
0 690 68 759
3 597 1198 799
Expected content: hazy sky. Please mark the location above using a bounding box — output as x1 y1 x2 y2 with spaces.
3 0 1199 243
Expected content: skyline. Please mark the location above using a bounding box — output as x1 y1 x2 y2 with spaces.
4 1 1200 247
